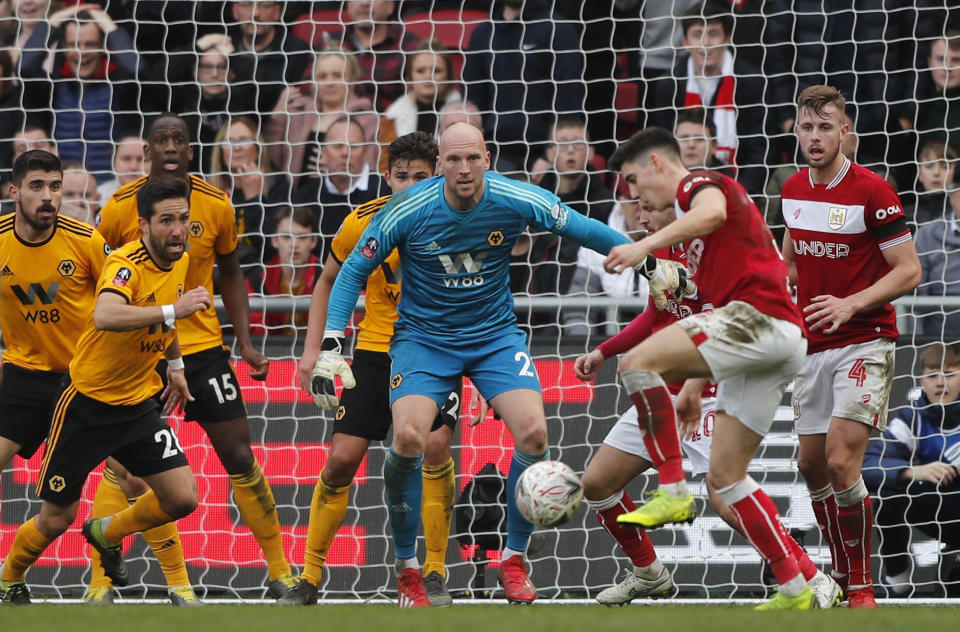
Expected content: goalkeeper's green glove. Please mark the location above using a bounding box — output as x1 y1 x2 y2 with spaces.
310 334 356 410
636 254 698 310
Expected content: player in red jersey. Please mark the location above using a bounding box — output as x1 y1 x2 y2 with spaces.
602 128 823 610
780 85 920 609
573 200 717 604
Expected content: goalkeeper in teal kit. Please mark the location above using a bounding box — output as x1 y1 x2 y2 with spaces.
312 123 689 607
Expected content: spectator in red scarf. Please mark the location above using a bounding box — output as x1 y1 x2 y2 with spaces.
19 4 140 182
646 1 770 196
249 206 320 337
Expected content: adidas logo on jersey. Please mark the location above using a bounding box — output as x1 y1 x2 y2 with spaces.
423 241 441 252
0 265 12 276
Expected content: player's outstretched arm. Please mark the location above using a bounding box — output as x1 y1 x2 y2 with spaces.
217 250 269 380
93 287 211 332
298 254 341 392
605 190 727 274
804 240 921 334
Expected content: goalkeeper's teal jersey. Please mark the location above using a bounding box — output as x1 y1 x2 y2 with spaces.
326 172 630 344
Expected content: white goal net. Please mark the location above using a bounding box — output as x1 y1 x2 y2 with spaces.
1 0 958 601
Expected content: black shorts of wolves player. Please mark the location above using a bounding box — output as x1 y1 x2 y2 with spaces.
37 380 189 504
157 346 247 423
334 349 460 441
0 363 66 458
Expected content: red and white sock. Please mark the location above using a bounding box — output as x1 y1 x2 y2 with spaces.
621 370 686 494
588 490 658 568
718 476 805 595
836 478 873 590
809 483 849 584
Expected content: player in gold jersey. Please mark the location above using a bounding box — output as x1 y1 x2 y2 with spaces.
0 177 212 604
89 114 297 600
282 133 482 606
0 151 107 471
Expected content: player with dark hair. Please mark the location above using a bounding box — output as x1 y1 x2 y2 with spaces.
286 131 485 606
90 113 298 600
781 85 920 608
314 123 633 607
0 176 211 604
603 127 824 610
0 150 111 605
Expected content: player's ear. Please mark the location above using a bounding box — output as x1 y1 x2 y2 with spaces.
8 183 17 202
138 214 149 236
483 150 491 170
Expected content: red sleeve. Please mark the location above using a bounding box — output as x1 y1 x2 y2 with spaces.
676 170 726 212
596 298 657 357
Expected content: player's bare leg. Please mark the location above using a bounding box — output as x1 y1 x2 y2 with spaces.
421 424 455 606
487 388 548 604
200 416 296 595
583 445 674 604
616 325 708 528
384 395 437 607
709 414 815 610
0 437 20 471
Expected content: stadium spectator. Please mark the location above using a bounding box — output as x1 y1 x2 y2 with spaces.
323 0 421 112
266 49 382 191
96 135 146 202
291 116 388 262
210 117 289 282
561 196 649 339
228 0 311 115
674 108 735 177
863 342 960 598
11 124 55 161
462 0 585 174
438 99 482 133
913 176 960 339
384 40 462 137
900 31 960 172
612 0 698 131
0 48 23 175
59 161 100 224
646 1 769 195
248 205 319 337
1 0 51 64
19 4 140 182
907 139 958 227
160 33 258 175
524 115 614 305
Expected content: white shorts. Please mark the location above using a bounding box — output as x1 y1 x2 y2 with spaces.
676 301 807 436
793 338 895 435
603 397 716 477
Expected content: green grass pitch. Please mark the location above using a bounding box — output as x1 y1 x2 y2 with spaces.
3 604 958 632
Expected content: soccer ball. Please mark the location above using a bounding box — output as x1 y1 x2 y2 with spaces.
515 460 583 528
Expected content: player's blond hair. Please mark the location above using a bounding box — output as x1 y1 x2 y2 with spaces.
797 85 846 123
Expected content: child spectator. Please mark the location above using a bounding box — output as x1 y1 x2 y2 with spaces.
248 206 320 337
